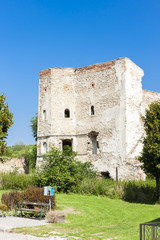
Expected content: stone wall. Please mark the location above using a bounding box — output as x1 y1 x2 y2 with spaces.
142 90 160 115
0 157 28 174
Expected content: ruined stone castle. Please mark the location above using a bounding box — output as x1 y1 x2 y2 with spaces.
37 57 160 180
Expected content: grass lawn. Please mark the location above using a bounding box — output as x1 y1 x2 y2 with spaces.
9 193 160 240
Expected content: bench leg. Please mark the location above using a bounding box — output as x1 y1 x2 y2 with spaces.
14 206 18 217
40 211 42 220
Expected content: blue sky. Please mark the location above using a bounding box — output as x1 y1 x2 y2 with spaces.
0 0 160 146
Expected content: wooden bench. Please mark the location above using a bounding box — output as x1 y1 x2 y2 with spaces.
15 201 50 220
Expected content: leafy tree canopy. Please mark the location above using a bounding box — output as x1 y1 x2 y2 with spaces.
138 101 160 199
34 146 96 192
30 113 38 141
0 93 14 155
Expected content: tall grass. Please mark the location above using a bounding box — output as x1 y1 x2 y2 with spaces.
78 177 118 198
119 178 156 204
0 172 34 190
0 171 157 204
77 177 157 204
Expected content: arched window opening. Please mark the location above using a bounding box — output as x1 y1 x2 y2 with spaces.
43 110 47 120
91 105 95 115
64 109 70 118
43 142 47 154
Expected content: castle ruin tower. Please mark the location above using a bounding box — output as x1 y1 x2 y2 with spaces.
37 58 160 180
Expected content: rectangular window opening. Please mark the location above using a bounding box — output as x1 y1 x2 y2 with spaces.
91 106 95 115
91 135 97 154
62 139 72 151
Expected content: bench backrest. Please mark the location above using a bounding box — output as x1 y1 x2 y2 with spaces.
23 201 49 207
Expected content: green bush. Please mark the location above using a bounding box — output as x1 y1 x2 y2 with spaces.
78 177 157 203
34 146 96 193
24 144 37 171
119 179 157 204
78 177 118 198
1 186 56 210
0 172 34 190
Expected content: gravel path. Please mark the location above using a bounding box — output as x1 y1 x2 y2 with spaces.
0 217 66 240
0 216 49 231
0 232 66 240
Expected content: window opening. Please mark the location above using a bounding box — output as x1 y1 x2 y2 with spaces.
101 171 111 179
91 135 97 154
88 131 99 154
91 105 95 115
62 139 72 151
64 109 70 118
43 142 47 154
43 110 46 120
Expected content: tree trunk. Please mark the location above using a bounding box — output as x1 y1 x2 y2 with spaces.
156 176 160 200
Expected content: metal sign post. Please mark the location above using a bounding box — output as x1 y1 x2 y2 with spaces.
44 186 54 212
49 196 51 212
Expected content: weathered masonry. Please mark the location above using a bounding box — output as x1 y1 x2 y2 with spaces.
37 57 160 180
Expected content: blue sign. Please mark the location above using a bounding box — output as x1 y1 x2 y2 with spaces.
44 186 54 196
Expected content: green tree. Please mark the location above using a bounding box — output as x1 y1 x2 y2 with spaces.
24 144 37 171
34 146 96 192
138 101 160 199
30 113 38 141
30 114 38 170
0 94 14 156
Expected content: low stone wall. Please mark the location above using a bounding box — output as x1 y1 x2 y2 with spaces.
0 157 28 174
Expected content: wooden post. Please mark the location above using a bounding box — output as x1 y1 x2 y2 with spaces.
116 167 118 190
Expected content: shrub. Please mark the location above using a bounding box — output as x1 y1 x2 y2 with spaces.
78 177 156 203
1 186 56 210
0 172 34 190
119 179 157 204
34 146 96 193
78 177 118 198
0 203 8 211
21 186 56 209
1 190 22 210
